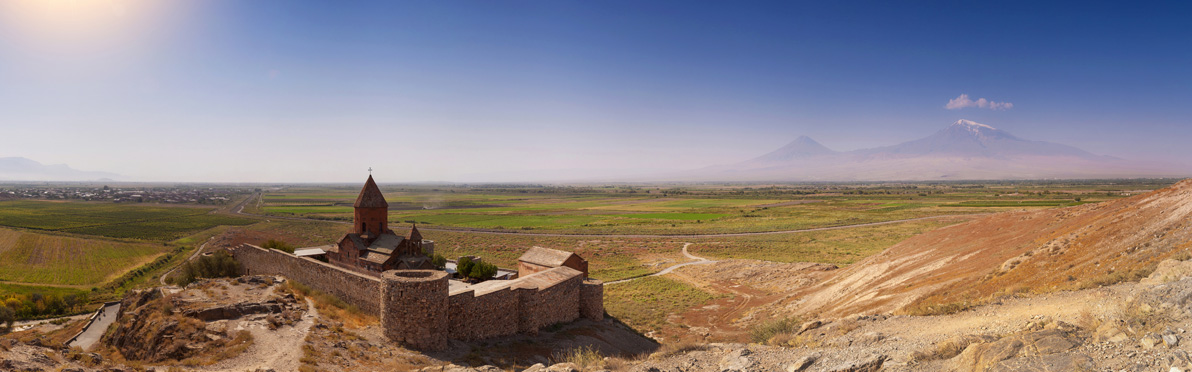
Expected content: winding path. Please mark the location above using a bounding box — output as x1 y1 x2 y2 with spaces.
201 297 319 372
160 237 214 285
233 192 980 238
606 243 716 285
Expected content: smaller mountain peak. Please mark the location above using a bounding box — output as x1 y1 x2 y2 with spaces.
747 135 836 163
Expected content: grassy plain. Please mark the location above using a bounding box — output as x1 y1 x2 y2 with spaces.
688 218 964 264
0 200 257 241
603 276 725 332
255 180 1167 235
0 227 171 286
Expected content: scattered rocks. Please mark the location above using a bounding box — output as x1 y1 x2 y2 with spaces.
1164 333 1181 348
856 331 885 345
827 354 887 372
956 322 1084 372
787 353 818 372
1142 333 1163 349
717 348 754 371
797 320 823 335
184 300 286 321
988 353 1095 372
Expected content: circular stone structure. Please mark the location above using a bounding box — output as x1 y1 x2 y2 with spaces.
380 270 449 351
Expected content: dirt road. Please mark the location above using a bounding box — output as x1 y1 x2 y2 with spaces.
160 238 214 285
607 243 717 285
67 302 121 351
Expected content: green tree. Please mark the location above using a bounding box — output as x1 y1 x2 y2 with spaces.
0 305 14 332
469 261 498 281
431 254 447 270
262 239 295 253
457 257 474 278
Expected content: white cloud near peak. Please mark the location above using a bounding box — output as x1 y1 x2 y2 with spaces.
946 94 1013 110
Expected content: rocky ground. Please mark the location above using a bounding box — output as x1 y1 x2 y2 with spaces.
6 260 1192 371
408 259 1192 372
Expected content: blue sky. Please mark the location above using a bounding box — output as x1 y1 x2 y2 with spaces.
1 1 1189 182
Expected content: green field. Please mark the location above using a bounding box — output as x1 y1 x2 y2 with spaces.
0 200 257 241
256 184 1136 235
604 276 724 332
0 227 171 286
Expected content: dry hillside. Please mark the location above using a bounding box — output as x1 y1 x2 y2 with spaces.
791 178 1192 318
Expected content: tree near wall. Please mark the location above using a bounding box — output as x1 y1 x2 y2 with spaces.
457 257 475 278
262 239 295 254
470 261 498 281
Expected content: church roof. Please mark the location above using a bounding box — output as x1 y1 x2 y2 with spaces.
368 232 402 254
518 246 578 267
408 224 423 241
353 175 389 208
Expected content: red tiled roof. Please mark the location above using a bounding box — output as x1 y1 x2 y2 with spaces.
518 246 577 267
353 175 388 208
408 224 423 241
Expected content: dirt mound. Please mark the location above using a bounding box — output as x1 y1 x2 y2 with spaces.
790 178 1192 317
102 276 304 365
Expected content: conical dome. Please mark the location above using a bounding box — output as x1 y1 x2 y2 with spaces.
408 224 423 241
353 175 389 208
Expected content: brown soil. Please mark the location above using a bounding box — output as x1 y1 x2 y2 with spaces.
785 178 1192 318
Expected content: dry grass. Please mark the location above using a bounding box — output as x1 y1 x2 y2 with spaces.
551 345 605 369
651 340 707 359
1118 299 1176 336
283 281 375 328
770 318 862 348
748 316 800 343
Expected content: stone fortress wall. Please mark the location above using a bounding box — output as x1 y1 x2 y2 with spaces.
232 242 384 314
232 244 604 351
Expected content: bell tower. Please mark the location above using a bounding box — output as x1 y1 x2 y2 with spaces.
354 174 389 236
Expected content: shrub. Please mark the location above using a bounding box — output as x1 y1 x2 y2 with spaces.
431 254 447 270
170 251 242 286
0 305 14 332
261 239 295 254
749 317 799 343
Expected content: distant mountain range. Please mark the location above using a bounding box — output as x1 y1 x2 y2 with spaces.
701 120 1185 181
0 157 122 182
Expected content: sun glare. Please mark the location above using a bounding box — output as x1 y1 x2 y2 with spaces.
0 0 182 49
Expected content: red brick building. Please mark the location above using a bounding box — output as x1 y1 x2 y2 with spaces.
326 175 435 274
517 246 589 278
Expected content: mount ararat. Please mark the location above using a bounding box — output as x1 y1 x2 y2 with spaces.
699 120 1184 181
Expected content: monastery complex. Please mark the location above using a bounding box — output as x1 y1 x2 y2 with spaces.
231 175 604 351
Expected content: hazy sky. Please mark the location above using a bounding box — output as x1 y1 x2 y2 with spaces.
1 1 1189 182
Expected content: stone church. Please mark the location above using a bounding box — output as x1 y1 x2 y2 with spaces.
325 175 435 274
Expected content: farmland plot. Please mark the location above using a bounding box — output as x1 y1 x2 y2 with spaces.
0 227 170 286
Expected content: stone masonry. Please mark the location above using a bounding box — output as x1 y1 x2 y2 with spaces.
232 243 604 351
382 270 449 351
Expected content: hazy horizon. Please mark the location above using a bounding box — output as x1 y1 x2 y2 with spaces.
2 1 1190 183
